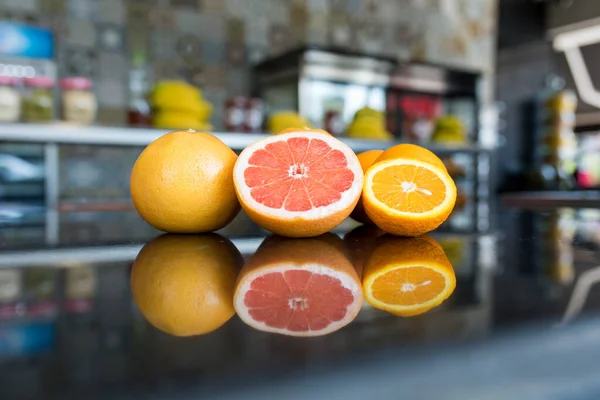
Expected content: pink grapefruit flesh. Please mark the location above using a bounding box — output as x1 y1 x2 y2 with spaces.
235 265 363 336
244 137 355 211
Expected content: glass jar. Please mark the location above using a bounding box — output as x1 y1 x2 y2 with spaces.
22 77 55 123
244 98 265 133
225 96 247 132
60 77 97 125
0 76 21 123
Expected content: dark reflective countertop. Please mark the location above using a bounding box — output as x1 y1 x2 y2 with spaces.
0 206 599 399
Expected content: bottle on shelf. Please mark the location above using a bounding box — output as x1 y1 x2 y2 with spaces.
22 77 55 123
0 76 21 123
128 53 151 127
60 77 97 125
225 96 247 132
527 76 577 190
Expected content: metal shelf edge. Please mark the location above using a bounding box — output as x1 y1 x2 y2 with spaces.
0 123 493 153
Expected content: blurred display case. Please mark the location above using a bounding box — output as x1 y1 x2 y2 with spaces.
253 47 481 142
253 47 393 130
387 63 480 144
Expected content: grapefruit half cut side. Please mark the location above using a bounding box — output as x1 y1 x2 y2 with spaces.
233 131 363 237
234 235 363 336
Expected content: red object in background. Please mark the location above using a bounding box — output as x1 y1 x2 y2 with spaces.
244 98 265 133
128 108 151 127
225 96 247 132
27 301 58 317
65 299 93 314
577 170 593 189
324 110 343 136
399 95 441 119
397 94 442 141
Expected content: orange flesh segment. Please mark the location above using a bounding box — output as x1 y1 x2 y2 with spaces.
370 266 446 306
371 164 447 213
244 138 354 212
244 270 354 332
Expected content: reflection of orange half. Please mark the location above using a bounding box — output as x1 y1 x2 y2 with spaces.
362 235 455 317
131 234 243 336
234 235 363 336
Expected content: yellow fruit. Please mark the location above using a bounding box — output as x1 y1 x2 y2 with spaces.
152 111 213 130
347 116 393 141
354 106 383 121
267 111 311 133
152 80 206 113
130 130 240 233
130 234 243 336
350 149 383 224
374 143 446 172
363 157 456 236
432 115 467 144
362 235 455 316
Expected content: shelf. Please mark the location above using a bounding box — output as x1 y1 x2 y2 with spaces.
0 123 493 153
0 231 497 268
502 191 600 209
0 238 265 268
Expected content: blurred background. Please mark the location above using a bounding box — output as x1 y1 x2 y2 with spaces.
1 1 600 399
0 0 597 217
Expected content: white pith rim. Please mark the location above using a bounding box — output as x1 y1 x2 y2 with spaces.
363 158 457 218
234 132 364 220
234 263 364 337
363 263 455 312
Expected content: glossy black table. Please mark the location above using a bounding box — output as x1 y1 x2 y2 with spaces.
0 207 599 400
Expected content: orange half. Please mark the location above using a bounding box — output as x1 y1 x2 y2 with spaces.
363 159 456 236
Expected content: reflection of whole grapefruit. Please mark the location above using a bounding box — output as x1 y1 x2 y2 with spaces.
234 235 363 336
131 234 243 336
130 130 240 233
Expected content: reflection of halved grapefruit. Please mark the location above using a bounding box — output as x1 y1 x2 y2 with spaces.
131 234 243 336
234 235 363 336
233 130 363 237
362 235 455 317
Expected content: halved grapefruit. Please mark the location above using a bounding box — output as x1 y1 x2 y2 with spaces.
233 130 363 237
234 235 363 336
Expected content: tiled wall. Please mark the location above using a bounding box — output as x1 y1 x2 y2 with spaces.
2 0 498 129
